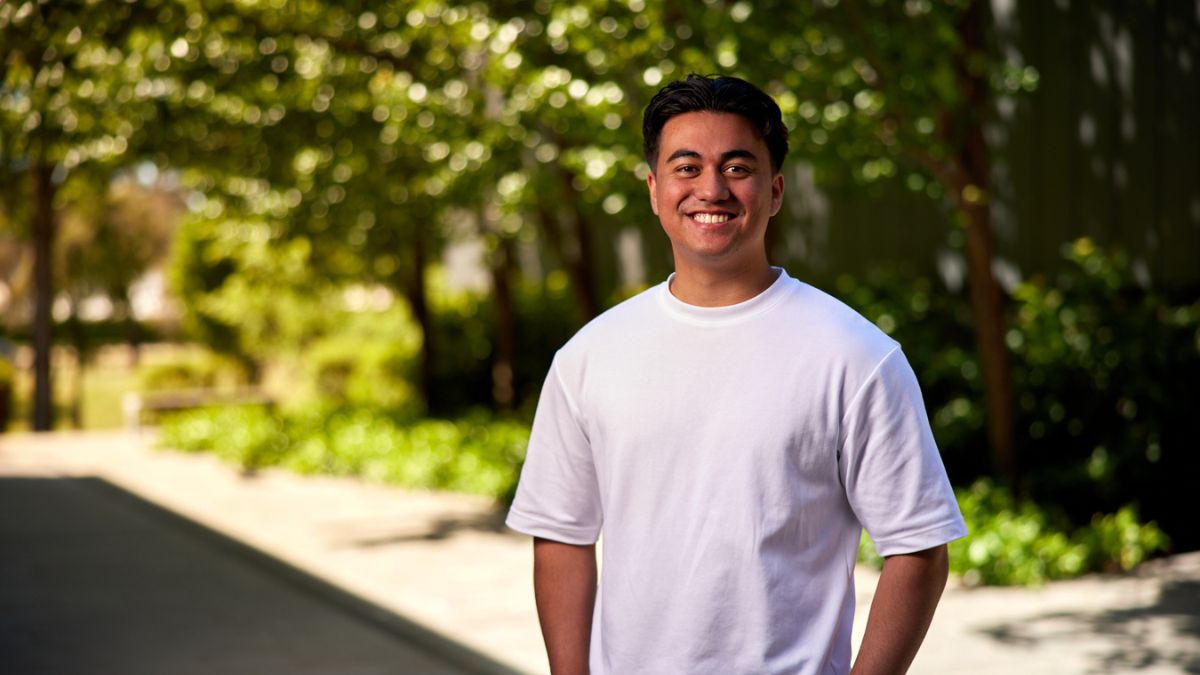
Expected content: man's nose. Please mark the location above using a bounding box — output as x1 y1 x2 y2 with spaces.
694 170 731 201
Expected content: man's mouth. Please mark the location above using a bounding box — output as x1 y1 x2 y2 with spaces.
690 212 734 225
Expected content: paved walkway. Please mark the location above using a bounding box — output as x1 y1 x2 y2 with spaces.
1 430 1198 674
0 475 484 675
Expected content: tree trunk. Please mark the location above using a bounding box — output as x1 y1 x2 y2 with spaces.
66 302 86 430
121 296 142 367
535 202 602 323
557 169 602 321
960 185 1016 488
31 162 56 432
489 235 517 412
0 377 11 433
954 0 1018 490
524 146 601 323
405 231 436 414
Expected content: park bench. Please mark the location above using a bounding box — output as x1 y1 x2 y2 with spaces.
122 387 274 430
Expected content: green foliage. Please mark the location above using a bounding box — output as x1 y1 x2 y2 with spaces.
429 270 582 414
167 229 581 416
161 404 289 471
159 405 530 502
1079 506 1172 573
170 213 340 366
138 349 250 392
511 272 587 399
836 239 1200 549
1008 239 1200 545
950 479 1091 586
167 215 249 363
859 479 1169 586
56 175 182 317
294 301 423 412
1 0 1048 437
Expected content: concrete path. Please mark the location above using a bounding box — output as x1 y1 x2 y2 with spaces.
1 430 1197 674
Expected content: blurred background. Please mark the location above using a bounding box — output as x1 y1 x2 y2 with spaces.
1 0 1197 586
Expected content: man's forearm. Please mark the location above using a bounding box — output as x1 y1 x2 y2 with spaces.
851 544 949 675
533 538 597 675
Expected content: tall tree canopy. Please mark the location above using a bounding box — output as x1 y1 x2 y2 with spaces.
2 0 1030 482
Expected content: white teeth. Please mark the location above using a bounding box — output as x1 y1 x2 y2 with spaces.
692 213 731 224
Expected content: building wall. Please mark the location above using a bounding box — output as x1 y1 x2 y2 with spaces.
772 0 1199 291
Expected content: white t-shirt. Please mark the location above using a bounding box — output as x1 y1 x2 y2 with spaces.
506 268 967 675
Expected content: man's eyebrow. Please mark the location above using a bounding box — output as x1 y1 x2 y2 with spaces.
721 149 759 162
665 148 761 163
666 149 701 163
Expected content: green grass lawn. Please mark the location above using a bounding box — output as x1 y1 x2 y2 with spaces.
6 343 207 432
77 362 141 429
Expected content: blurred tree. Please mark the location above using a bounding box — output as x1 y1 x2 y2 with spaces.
3 2 119 429
4 0 1036 461
1 0 189 428
55 172 182 426
59 171 182 356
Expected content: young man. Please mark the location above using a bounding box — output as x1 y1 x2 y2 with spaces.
506 74 967 675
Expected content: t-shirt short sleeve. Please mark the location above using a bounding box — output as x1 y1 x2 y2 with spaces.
839 348 967 556
506 355 603 545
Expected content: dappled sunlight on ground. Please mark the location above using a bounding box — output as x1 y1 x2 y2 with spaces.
4 429 1199 674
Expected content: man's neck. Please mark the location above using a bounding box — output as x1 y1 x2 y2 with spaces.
668 263 780 308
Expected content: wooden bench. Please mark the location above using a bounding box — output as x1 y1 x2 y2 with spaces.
123 387 275 430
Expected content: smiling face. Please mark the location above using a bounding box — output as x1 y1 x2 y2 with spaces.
647 111 784 282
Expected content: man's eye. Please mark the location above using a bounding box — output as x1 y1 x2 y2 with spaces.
676 165 699 175
725 165 750 175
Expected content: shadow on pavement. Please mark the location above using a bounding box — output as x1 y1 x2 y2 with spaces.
0 476 522 675
978 578 1200 674
346 509 511 548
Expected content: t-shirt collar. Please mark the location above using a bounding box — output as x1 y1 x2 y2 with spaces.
658 266 792 325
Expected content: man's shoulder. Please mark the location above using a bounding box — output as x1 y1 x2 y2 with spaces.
778 275 899 362
557 282 664 360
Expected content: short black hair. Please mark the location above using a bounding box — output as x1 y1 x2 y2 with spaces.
642 74 789 173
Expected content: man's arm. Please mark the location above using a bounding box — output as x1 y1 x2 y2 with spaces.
851 544 949 675
533 537 597 675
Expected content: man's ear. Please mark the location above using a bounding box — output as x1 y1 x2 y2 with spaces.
646 170 660 215
769 171 785 216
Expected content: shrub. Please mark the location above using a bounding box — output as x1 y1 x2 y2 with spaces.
427 271 582 414
295 305 423 414
159 405 529 502
1008 239 1200 548
858 479 1169 586
138 349 251 392
1079 505 1171 573
835 238 1200 551
159 404 289 470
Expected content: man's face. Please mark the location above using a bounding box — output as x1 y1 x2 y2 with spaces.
647 111 784 276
